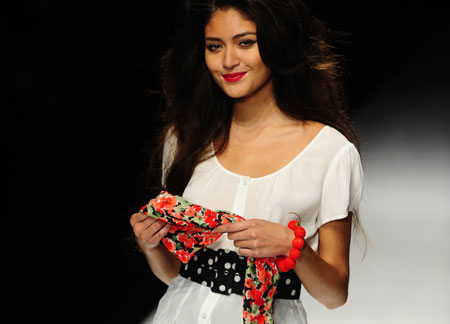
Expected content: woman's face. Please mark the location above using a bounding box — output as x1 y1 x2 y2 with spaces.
204 8 272 100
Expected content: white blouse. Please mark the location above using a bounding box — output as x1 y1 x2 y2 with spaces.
153 125 363 324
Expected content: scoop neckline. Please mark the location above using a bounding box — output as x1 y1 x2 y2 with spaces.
212 125 329 181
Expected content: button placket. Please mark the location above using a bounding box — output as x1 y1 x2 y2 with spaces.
197 290 221 324
233 176 250 217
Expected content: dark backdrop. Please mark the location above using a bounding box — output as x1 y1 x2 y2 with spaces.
6 1 449 323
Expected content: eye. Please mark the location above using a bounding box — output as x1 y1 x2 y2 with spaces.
205 43 222 52
239 39 256 48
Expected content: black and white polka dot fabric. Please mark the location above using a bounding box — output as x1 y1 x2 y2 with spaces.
180 247 301 299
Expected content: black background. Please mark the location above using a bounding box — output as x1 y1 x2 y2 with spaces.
6 1 449 323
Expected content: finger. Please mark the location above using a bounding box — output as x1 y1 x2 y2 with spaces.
143 219 168 235
155 223 171 240
233 239 257 250
133 217 165 237
227 227 258 241
216 221 249 233
235 247 251 257
235 245 264 258
130 212 149 225
140 222 171 244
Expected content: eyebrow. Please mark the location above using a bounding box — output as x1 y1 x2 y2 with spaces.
205 32 257 42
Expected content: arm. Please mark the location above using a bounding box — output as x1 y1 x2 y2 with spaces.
294 214 351 309
215 213 352 309
130 212 181 285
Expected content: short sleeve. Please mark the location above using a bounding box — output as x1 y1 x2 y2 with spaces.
317 143 364 227
161 128 177 187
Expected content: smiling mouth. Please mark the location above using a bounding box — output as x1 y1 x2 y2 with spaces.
222 72 247 82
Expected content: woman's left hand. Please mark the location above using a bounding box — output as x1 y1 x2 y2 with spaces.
215 219 294 258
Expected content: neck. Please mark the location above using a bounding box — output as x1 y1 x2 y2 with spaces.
232 80 282 128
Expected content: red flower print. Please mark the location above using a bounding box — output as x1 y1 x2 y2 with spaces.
162 238 176 252
204 210 219 227
245 277 253 288
256 313 267 324
192 204 202 213
153 195 177 211
257 268 267 283
175 249 190 263
198 232 220 246
178 233 197 249
184 206 198 217
264 299 273 311
172 212 183 219
250 287 265 307
173 219 186 226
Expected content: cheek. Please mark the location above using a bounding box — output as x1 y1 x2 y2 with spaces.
254 63 272 85
248 51 271 80
204 53 218 75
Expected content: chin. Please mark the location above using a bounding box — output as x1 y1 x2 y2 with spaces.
220 87 250 99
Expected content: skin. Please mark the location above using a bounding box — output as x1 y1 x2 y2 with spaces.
130 7 351 310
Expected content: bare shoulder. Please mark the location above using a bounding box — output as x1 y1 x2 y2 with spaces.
303 120 326 133
293 120 327 142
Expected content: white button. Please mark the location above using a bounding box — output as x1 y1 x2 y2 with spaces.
201 313 207 319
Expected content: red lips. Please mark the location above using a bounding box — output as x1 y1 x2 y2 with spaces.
222 71 247 82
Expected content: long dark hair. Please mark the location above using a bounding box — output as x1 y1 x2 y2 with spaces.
149 0 359 196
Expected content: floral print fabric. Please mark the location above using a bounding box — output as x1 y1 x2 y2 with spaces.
140 191 281 324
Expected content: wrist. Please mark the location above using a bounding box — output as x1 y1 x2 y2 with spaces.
137 238 163 255
276 218 306 272
283 227 295 257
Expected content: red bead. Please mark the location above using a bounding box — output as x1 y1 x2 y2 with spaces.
289 248 301 260
294 226 306 238
277 259 289 272
288 220 298 230
283 257 296 270
292 237 304 249
275 256 286 266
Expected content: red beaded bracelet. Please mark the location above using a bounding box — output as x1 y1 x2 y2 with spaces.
275 214 306 272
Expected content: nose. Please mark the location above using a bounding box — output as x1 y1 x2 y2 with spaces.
223 47 239 69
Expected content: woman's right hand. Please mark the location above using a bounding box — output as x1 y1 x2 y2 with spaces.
130 212 171 251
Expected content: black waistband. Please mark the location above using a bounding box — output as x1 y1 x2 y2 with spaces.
179 247 301 299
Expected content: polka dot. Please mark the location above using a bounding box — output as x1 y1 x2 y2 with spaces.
224 270 229 276
202 281 207 286
234 274 241 282
219 285 226 292
215 256 218 262
285 278 291 285
193 255 198 262
215 272 219 278
291 289 296 296
197 268 202 275
224 262 231 269
224 249 230 254
211 281 214 287
231 263 236 270
228 288 232 294
208 258 214 265
184 264 189 271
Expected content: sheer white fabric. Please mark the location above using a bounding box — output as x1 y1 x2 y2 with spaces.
153 125 363 324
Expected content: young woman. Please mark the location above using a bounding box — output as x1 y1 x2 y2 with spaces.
130 1 364 323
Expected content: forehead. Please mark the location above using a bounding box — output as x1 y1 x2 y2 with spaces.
204 8 256 37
